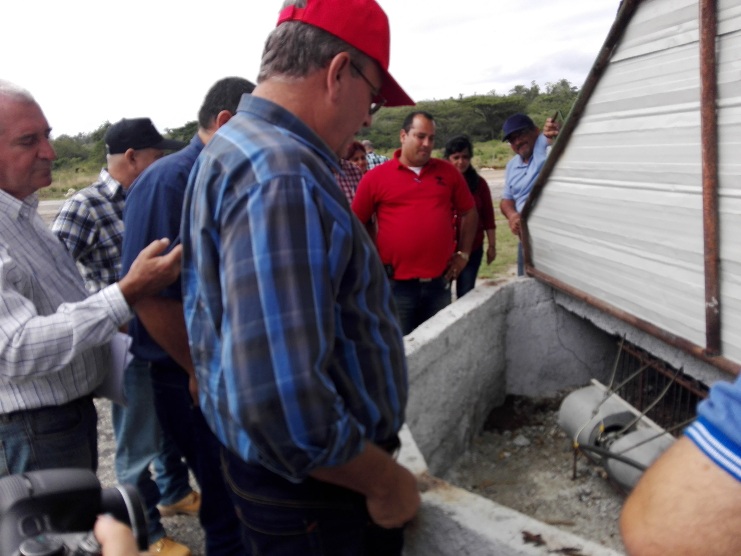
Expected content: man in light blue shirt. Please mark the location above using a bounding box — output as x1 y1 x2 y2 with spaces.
499 113 557 275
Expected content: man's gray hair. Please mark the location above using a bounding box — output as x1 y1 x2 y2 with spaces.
258 0 373 82
0 80 36 104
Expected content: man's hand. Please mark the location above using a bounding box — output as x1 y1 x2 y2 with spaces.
310 442 421 529
93 514 141 556
544 117 560 142
366 462 421 528
507 212 521 235
486 243 497 264
118 239 182 307
444 252 469 282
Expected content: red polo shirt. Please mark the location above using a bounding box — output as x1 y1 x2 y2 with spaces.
352 150 474 280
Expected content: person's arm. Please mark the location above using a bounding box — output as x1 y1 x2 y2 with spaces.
499 198 521 236
457 207 478 255
133 296 198 403
311 442 420 528
620 436 741 555
351 174 378 243
351 173 375 226
478 177 497 264
0 238 178 380
445 207 477 281
485 228 497 264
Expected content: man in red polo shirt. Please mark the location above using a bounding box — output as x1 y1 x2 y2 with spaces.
352 111 477 334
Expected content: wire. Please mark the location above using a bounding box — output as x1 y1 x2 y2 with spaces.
615 367 682 437
577 444 647 471
612 416 695 456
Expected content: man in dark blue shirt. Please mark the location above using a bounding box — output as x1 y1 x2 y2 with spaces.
121 77 254 556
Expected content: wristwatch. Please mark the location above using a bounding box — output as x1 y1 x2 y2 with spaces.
455 251 470 262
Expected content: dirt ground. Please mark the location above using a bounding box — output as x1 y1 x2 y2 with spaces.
95 399 207 554
443 394 627 553
96 394 627 555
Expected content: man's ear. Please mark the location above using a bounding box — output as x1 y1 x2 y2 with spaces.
215 110 232 129
326 52 351 100
123 148 137 165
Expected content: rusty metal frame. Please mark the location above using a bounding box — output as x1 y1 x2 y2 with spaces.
518 0 737 375
700 0 721 355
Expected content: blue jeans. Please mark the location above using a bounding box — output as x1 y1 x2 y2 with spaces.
455 246 484 299
0 395 97 477
150 361 243 556
112 358 192 543
220 448 404 556
390 276 451 335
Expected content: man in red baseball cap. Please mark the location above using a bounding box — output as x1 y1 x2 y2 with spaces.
181 1 419 554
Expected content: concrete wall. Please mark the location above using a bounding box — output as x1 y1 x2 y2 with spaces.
505 278 616 397
405 278 615 475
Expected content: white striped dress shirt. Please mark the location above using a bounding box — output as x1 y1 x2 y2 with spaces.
0 189 132 413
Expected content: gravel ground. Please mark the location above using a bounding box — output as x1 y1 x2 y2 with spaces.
96 394 627 555
443 394 627 553
95 399 207 554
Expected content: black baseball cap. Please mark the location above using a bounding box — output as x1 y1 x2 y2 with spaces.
105 118 186 154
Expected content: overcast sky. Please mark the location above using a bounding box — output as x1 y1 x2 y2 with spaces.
1 1 621 137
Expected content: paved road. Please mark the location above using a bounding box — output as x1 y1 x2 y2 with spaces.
38 199 64 226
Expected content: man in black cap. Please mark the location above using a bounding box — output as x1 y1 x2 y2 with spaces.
499 113 558 275
53 118 185 291
53 118 195 556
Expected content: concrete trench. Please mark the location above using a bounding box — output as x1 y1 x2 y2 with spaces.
397 277 723 556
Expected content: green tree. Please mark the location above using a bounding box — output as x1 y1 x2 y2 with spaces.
166 121 198 143
461 95 529 141
508 81 541 103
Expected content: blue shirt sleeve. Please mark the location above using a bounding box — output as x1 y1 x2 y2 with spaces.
685 375 741 481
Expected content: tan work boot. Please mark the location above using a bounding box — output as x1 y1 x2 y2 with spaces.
148 537 192 556
157 490 201 517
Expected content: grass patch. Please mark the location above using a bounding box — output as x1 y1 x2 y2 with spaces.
477 214 518 280
43 167 99 200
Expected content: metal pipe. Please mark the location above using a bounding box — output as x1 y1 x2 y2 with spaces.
699 0 721 355
528 266 741 377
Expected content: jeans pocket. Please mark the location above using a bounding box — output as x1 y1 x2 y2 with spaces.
28 400 96 471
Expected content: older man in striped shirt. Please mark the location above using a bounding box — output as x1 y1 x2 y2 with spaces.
0 80 181 478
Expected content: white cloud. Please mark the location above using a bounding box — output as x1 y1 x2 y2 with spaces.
0 0 620 136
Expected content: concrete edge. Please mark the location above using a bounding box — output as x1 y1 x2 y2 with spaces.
398 423 623 556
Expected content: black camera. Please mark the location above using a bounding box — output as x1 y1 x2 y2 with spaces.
0 468 148 556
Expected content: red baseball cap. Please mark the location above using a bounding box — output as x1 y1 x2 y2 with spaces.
277 0 414 107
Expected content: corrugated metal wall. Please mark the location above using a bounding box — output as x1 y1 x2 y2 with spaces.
529 0 741 366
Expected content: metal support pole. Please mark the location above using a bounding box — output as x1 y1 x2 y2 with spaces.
699 0 721 355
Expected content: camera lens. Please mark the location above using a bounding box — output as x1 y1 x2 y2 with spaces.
18 536 65 556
